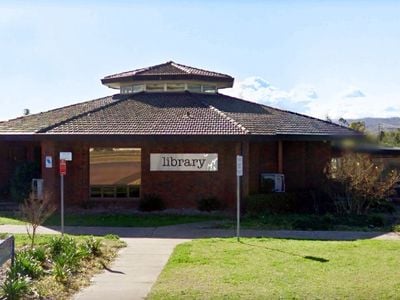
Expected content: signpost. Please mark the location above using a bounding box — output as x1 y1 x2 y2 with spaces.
59 151 71 236
236 155 243 241
59 159 66 236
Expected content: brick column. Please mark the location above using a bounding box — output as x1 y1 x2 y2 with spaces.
41 140 59 205
241 140 250 199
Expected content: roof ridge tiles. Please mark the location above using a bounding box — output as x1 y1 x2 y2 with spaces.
36 94 131 133
188 92 250 135
102 61 233 81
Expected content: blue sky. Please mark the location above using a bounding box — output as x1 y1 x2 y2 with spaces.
1 0 400 121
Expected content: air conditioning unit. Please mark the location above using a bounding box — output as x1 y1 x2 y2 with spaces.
31 179 44 200
260 173 285 193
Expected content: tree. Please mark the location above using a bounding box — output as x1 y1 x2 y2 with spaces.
338 117 349 126
325 153 399 215
20 192 56 249
349 121 366 133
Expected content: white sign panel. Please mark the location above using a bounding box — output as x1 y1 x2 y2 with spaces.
45 156 53 168
150 153 218 171
236 155 243 177
59 152 72 161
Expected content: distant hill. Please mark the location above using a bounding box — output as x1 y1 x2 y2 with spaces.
346 117 400 133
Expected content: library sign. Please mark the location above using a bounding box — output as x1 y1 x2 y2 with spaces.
150 153 218 171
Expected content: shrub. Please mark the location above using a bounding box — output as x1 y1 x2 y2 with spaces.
104 234 119 240
139 194 165 211
20 192 56 249
10 161 40 203
49 236 76 258
325 153 400 214
52 261 71 283
0 273 31 300
13 250 44 279
30 247 47 264
245 193 298 215
49 237 83 272
83 237 102 257
197 197 221 212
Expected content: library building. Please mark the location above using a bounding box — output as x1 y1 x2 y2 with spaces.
0 61 358 209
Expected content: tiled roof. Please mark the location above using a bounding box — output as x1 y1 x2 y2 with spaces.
47 93 246 135
0 96 115 133
0 92 358 138
101 61 234 84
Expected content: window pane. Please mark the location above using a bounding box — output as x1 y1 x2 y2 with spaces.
146 84 165 91
90 186 102 198
167 83 185 91
90 148 141 198
132 85 145 93
187 84 202 93
203 85 217 93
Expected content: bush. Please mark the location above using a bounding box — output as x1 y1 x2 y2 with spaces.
30 247 47 264
326 153 400 214
197 197 221 212
52 261 71 283
13 250 44 279
104 234 120 240
0 273 31 300
139 194 165 212
83 237 102 257
10 161 40 203
49 237 83 272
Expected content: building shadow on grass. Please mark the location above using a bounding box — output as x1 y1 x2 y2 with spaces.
239 240 330 263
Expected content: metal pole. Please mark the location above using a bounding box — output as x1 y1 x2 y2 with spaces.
236 175 240 241
61 174 64 236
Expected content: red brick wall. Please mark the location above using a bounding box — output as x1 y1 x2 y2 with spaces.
282 141 331 191
0 142 11 194
248 142 279 194
248 141 331 193
3 138 332 209
0 141 39 199
40 139 243 209
141 141 240 209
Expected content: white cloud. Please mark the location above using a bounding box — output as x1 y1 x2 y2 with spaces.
342 88 366 98
223 77 400 120
223 77 318 113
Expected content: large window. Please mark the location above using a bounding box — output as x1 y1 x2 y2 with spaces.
89 148 141 199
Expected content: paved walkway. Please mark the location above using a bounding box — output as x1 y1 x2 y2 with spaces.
74 238 187 300
1 223 399 299
1 223 399 240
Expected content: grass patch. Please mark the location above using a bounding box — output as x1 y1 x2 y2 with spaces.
0 212 222 227
217 213 399 232
44 213 221 227
0 233 126 299
149 238 400 299
0 215 25 225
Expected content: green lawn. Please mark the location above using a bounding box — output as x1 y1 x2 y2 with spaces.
0 214 25 225
149 238 400 299
43 213 221 227
218 213 400 232
0 212 222 227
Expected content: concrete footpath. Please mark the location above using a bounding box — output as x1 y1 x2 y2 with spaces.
1 223 399 300
74 238 187 300
1 223 399 240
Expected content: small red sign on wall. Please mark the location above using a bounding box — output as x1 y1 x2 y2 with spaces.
60 159 67 176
